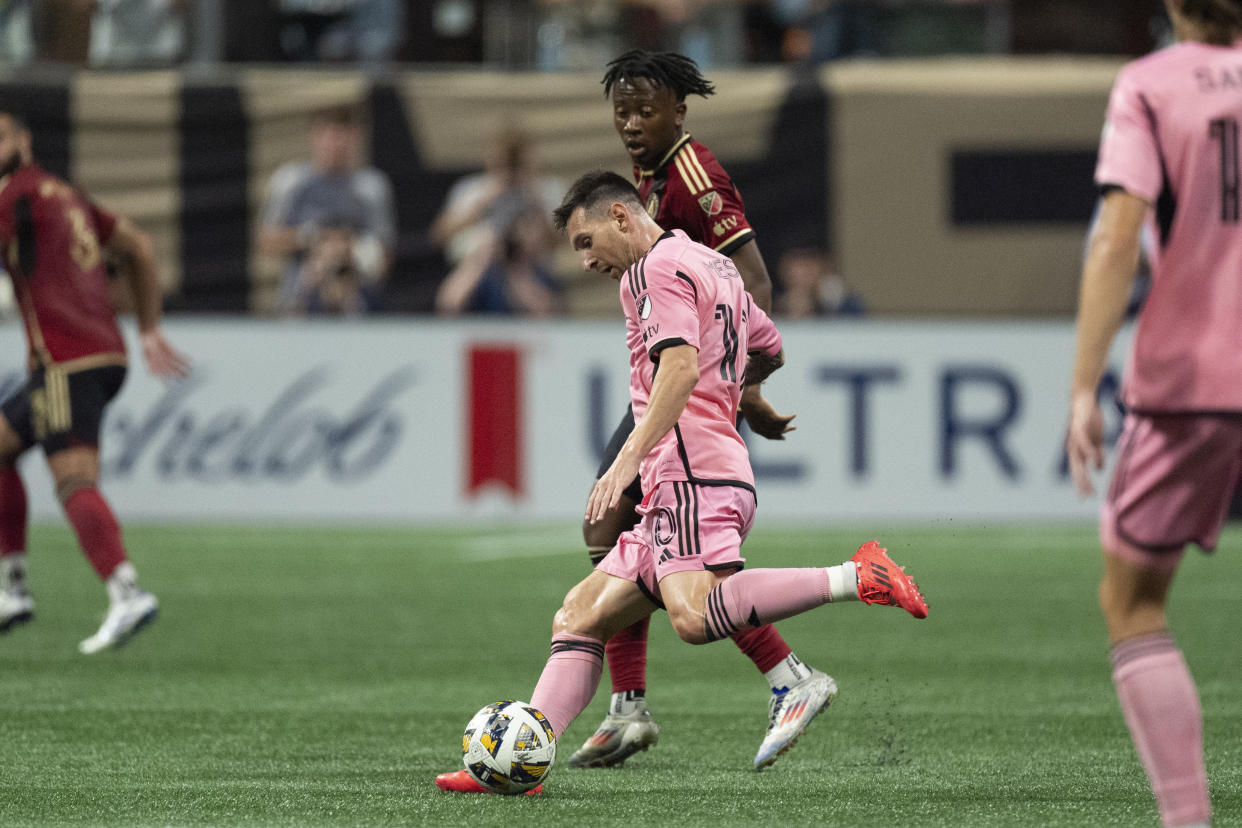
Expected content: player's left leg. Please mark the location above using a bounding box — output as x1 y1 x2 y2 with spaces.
1095 410 1242 827
38 364 157 653
46 446 158 653
436 569 656 794
655 482 926 767
1101 550 1210 828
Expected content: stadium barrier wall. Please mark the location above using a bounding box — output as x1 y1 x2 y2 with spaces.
1 318 1130 525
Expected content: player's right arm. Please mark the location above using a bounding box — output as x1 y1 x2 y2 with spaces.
107 216 190 379
587 343 699 523
1067 187 1147 495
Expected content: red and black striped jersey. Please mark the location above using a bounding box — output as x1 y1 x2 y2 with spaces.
0 163 125 369
634 134 756 256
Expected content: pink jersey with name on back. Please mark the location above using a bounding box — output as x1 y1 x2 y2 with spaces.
619 228 782 492
1096 40 1242 412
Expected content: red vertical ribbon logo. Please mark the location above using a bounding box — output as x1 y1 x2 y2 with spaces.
467 344 524 497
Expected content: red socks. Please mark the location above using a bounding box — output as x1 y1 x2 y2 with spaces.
605 616 649 693
0 467 27 555
732 624 792 674
62 488 127 580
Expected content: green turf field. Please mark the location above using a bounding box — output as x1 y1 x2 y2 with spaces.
1 523 1237 827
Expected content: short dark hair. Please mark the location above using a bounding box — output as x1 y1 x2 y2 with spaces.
601 50 716 102
553 170 643 232
1182 0 1242 43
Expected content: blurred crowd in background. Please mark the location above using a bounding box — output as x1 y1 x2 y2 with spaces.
0 1 1167 75
0 1 1170 319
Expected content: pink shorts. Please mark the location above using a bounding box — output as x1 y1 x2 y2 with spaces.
1102 412 1242 571
597 480 756 606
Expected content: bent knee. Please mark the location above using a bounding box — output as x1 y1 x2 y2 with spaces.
667 607 711 645
552 599 609 640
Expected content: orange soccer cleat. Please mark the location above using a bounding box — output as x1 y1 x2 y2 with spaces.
434 769 543 796
851 540 928 619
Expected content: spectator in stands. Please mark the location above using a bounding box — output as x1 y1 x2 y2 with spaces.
259 103 394 315
775 247 865 318
435 210 563 317
294 223 379 316
430 126 563 315
430 127 562 266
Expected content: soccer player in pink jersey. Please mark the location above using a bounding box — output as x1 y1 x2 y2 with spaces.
1066 2 1242 826
435 170 927 795
0 110 189 653
571 49 835 774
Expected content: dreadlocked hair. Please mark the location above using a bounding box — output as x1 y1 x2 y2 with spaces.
1182 0 1242 43
601 50 716 102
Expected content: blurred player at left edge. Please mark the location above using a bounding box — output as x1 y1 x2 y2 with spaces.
0 108 189 653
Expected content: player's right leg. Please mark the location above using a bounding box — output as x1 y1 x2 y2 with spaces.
436 568 657 794
571 404 661 768
0 402 34 633
573 485 660 768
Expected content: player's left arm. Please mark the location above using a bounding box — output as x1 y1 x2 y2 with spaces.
107 216 190 379
587 343 699 523
729 237 795 439
1067 187 1147 495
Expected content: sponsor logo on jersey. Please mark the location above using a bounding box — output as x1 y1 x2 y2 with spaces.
698 191 722 216
713 215 739 237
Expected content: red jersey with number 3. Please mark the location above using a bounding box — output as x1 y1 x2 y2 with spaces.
635 134 756 255
1096 41 1242 412
0 163 124 368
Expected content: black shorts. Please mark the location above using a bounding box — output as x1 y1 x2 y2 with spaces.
0 363 126 457
596 404 644 505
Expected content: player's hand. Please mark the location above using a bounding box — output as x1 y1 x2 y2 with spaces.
140 328 191 380
739 388 796 440
586 453 641 525
1066 390 1104 496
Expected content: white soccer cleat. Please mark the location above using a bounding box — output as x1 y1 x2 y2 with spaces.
0 589 34 633
567 699 660 768
754 669 839 770
78 590 158 654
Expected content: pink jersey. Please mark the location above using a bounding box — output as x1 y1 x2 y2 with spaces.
619 229 782 492
1096 40 1242 412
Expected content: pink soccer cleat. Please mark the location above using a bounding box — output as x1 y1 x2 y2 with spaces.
851 540 928 619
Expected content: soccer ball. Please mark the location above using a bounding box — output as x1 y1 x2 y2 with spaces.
461 700 557 794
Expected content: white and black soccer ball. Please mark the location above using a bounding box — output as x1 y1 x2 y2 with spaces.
461 700 557 794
